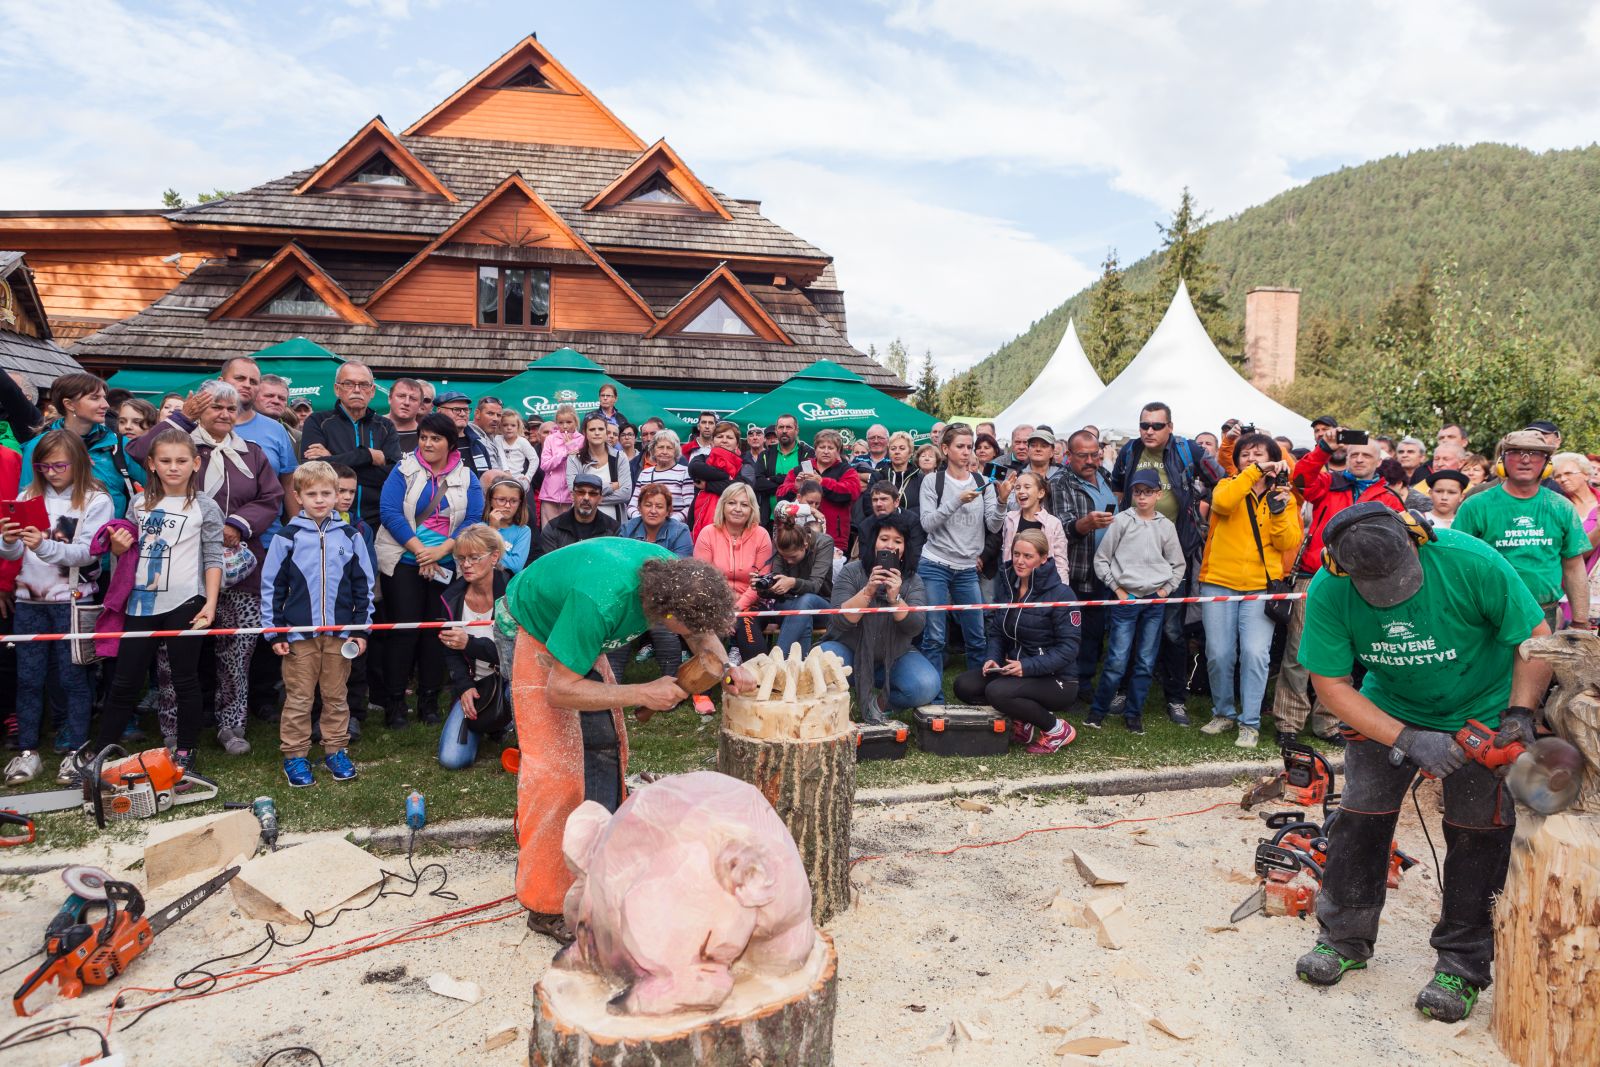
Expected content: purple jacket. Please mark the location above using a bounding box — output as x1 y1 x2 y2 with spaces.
90 518 139 658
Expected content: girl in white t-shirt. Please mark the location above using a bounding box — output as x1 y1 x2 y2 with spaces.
93 428 223 778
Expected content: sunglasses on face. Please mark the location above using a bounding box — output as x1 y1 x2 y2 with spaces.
1140 421 1168 431
1505 450 1546 462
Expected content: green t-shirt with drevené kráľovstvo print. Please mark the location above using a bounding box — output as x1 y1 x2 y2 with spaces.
1451 483 1590 606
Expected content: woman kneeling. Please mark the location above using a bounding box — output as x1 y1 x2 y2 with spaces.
437 524 510 769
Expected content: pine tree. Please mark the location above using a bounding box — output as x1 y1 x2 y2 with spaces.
912 350 941 414
1084 249 1131 378
161 188 185 209
940 372 984 418
885 338 910 380
1145 187 1237 359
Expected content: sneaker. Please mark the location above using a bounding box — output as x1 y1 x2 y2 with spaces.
634 646 652 663
1108 692 1128 718
1313 730 1347 750
1124 715 1145 736
692 694 717 716
55 755 82 786
283 757 315 788
1200 716 1236 735
324 749 357 782
217 727 252 756
1026 720 1076 754
172 748 198 777
1167 701 1190 726
1011 720 1036 746
384 706 410 730
1236 726 1260 749
861 691 889 726
253 702 281 725
1297 943 1366 986
121 717 146 743
527 910 575 944
417 692 442 726
4 750 41 785
1415 972 1480 1022
1083 712 1106 730
347 717 362 743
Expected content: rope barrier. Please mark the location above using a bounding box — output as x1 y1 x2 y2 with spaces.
0 591 1305 644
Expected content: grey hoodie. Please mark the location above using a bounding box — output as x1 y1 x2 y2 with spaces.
919 468 1004 569
1094 510 1186 597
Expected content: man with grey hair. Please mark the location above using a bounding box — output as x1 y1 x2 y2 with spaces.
1431 442 1465 473
1008 423 1034 471
300 360 399 529
224 358 298 531
1396 436 1430 487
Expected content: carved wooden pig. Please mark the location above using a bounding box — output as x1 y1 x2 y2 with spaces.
553 771 816 1015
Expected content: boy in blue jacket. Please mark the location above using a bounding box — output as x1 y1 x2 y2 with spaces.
260 461 375 787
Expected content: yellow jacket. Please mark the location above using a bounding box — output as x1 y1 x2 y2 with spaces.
1198 464 1303 590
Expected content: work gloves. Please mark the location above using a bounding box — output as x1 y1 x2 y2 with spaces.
1493 706 1538 749
1390 726 1468 779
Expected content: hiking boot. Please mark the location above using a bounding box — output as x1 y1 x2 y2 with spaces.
4 750 41 785
283 757 315 788
324 749 357 782
1026 720 1076 754
1108 692 1128 718
1200 716 1236 735
1124 715 1145 736
217 727 252 756
1296 943 1366 986
1236 726 1260 749
1167 701 1190 726
527 910 575 944
1415 972 1480 1022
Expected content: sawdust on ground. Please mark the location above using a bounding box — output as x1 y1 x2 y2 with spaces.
0 781 1508 1066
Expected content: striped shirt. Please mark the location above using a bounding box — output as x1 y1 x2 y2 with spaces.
630 462 695 522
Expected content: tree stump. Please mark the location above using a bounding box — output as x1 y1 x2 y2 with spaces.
531 932 837 1067
718 645 856 925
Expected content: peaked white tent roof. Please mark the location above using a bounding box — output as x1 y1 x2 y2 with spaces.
995 318 1103 432
1056 281 1315 446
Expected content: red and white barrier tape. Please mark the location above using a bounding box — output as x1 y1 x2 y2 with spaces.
0 592 1305 643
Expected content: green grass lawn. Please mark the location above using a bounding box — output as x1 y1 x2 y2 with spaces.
1 657 1325 854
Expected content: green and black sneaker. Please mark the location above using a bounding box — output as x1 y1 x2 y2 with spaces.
1296 943 1367 986
1415 972 1480 1022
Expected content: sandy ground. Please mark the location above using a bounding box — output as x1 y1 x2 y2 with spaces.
0 783 1509 1067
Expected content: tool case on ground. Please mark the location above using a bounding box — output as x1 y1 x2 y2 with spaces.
913 705 1009 757
856 720 911 761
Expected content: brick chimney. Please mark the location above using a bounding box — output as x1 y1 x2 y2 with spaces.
1244 286 1300 389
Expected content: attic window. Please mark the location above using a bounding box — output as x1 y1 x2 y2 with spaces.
682 297 754 336
351 155 411 187
625 173 685 205
497 64 553 90
260 278 336 318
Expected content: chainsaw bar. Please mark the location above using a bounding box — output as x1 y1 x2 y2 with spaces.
0 788 83 816
1230 886 1266 923
148 866 239 937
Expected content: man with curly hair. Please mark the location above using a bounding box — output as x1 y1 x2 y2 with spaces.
499 540 757 940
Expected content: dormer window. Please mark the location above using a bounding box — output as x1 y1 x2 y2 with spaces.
682 297 754 336
497 63 553 90
351 155 411 188
625 173 686 206
261 278 336 318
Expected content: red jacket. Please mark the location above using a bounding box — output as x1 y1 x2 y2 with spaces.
1293 445 1405 576
0 444 19 594
690 447 743 538
777 459 861 548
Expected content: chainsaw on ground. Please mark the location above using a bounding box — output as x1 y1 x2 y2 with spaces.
1240 740 1338 812
0 745 217 827
1230 809 1417 923
13 863 238 1016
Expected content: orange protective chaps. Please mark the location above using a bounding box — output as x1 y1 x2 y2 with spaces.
511 631 629 914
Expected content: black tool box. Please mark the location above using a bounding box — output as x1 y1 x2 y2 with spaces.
856 720 911 761
913 705 1009 757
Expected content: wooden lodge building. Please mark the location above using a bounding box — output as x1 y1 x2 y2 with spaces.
0 36 904 402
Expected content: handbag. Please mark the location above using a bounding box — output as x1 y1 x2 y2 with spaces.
67 565 101 666
463 671 509 735
1246 502 1295 628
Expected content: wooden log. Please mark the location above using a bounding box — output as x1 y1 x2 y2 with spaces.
531 931 837 1067
1492 813 1600 1065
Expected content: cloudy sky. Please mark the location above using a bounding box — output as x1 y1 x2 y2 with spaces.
4 0 1598 374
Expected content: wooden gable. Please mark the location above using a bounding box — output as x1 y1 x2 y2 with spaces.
404 36 645 150
366 174 655 332
209 243 376 325
293 117 458 201
647 263 792 344
582 140 733 220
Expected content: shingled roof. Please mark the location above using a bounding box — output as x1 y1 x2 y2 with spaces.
0 252 84 388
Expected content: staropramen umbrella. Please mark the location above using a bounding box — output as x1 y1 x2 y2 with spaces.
723 360 935 445
483 347 674 427
171 337 391 413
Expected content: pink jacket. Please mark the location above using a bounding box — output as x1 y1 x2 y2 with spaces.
538 430 584 505
1002 508 1070 575
693 523 773 610
90 518 140 658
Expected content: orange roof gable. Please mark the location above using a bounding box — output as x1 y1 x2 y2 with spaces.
404 35 645 150
209 243 376 325
365 173 654 323
293 117 458 201
647 263 792 344
582 140 733 220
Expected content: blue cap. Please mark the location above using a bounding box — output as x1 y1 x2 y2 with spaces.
1129 469 1161 490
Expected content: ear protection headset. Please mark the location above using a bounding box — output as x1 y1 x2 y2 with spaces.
1494 452 1555 481
1322 508 1435 577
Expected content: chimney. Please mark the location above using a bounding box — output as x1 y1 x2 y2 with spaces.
1244 287 1300 390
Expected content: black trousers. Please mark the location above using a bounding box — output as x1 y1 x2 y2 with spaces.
95 597 206 750
1317 734 1514 987
952 670 1077 731
730 614 767 664
380 564 443 708
579 668 622 811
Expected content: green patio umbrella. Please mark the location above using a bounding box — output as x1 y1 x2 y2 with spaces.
484 347 673 427
723 360 935 445
635 387 759 432
169 337 390 413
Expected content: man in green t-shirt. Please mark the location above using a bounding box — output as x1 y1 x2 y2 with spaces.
1293 503 1551 1023
1453 429 1592 630
500 539 756 940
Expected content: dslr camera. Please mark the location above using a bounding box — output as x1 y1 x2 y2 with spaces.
751 573 779 596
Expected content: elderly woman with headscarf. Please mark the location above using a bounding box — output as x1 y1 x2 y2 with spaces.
128 380 284 754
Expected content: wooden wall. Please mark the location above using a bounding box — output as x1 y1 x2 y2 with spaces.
463 192 581 249
372 259 653 332
26 252 187 324
413 89 641 150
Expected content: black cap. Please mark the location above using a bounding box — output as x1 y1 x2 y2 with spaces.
1310 414 1338 428
1425 469 1470 490
1525 420 1560 435
1322 502 1423 608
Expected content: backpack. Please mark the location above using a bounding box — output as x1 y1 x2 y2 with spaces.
933 469 1005 578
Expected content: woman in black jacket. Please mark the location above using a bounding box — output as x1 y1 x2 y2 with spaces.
763 503 837 656
436 524 510 769
953 529 1079 754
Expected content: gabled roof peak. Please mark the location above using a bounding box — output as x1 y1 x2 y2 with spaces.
583 139 733 220
648 262 791 344
293 117 458 201
209 242 376 325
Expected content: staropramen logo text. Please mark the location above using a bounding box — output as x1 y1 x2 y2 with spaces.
797 397 878 424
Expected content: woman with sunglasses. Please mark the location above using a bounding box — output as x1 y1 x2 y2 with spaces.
436 524 509 769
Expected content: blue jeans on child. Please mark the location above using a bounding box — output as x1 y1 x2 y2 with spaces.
1199 582 1275 728
916 559 986 689
437 697 480 770
774 593 830 656
15 602 91 750
1091 596 1164 720
818 641 942 710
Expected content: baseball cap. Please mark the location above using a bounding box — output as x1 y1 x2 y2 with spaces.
1028 428 1057 446
1310 414 1338 428
290 398 313 412
1322 502 1423 608
1425 469 1470 490
1500 429 1556 455
1525 420 1560 435
1128 468 1161 491
571 472 604 492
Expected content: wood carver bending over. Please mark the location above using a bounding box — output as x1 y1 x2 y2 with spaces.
498 540 756 941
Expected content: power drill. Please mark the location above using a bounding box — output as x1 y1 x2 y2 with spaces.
252 796 279 852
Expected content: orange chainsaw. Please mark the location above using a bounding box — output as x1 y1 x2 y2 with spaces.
0 745 217 827
1230 810 1417 923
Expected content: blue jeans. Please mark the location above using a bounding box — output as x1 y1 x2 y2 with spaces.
15 602 91 749
819 641 943 711
437 697 480 770
774 593 830 656
1092 597 1164 720
916 559 986 687
1200 582 1275 728
1075 578 1112 692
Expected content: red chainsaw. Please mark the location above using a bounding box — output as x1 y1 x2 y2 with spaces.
0 745 217 829
1230 810 1417 923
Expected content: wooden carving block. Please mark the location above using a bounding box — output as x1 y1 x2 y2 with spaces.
144 808 261 889
231 838 384 924
1072 848 1128 887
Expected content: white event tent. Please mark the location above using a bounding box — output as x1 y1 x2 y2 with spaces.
1055 281 1315 446
994 318 1104 432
